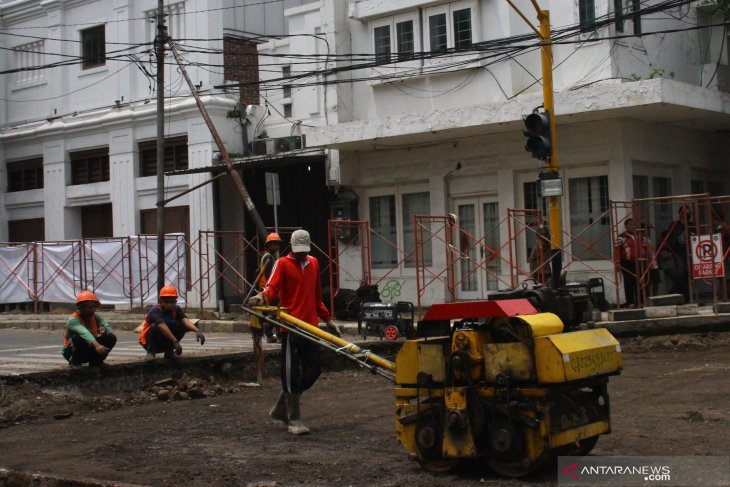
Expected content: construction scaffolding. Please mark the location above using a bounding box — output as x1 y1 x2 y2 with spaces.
0 235 186 311
612 194 727 310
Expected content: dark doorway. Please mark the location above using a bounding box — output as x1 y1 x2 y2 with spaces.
81 204 113 238
242 159 330 256
8 218 45 242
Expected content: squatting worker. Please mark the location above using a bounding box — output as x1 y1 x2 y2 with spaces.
248 229 342 435
63 291 117 368
139 285 205 361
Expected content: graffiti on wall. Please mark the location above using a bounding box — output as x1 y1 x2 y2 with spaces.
379 279 405 302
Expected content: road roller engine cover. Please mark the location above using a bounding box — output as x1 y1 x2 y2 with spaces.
394 299 622 476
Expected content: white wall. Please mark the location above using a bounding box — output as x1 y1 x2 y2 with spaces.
332 118 729 305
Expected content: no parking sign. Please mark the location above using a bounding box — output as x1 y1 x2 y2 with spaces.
690 234 725 279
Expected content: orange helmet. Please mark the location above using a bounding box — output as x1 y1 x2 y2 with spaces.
266 232 283 244
76 291 100 305
159 285 178 299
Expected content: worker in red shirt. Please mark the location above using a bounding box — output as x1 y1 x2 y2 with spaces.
248 229 342 435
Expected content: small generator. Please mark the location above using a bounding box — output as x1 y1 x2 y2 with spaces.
358 301 415 340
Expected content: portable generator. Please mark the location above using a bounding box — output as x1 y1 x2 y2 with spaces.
357 301 415 340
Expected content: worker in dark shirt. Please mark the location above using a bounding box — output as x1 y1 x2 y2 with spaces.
138 285 205 361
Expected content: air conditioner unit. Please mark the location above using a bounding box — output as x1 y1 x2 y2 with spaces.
250 138 274 156
250 136 304 156
274 135 303 153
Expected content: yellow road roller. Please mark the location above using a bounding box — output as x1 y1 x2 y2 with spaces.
247 298 622 477
394 299 622 476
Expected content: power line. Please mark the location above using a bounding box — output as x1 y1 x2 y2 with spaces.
0 0 287 30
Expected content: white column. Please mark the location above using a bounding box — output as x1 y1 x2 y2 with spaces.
43 139 75 240
187 118 216 308
0 143 7 242
41 1 66 116
109 128 138 236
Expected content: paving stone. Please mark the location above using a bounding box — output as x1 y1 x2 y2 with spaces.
644 306 677 319
647 294 685 306
676 304 699 316
607 309 646 321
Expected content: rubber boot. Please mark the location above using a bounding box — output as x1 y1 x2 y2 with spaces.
269 390 288 424
284 393 310 435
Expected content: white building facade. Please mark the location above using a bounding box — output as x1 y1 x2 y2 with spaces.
0 0 316 307
260 0 730 306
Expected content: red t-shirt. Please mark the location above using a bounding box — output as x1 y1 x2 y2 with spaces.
261 253 331 328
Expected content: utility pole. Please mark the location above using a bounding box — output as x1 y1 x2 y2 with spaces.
156 0 166 293
507 0 563 287
166 41 269 241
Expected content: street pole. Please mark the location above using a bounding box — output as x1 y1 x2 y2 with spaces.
156 0 166 294
507 0 562 287
536 9 563 288
166 40 269 241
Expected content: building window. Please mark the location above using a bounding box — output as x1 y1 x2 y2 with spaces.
7 157 43 192
633 175 649 199
12 41 45 85
8 218 45 243
402 192 431 267
614 0 624 33
374 25 392 63
139 136 188 177
81 25 106 69
453 8 472 48
579 0 596 31
458 203 477 291
569 176 610 260
283 103 292 118
140 206 190 237
70 148 110 185
81 204 113 238
369 195 397 268
396 20 415 61
429 13 448 52
650 176 672 234
708 181 725 197
632 0 642 35
282 66 292 98
691 180 705 195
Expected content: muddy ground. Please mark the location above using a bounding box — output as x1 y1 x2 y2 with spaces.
1 333 729 486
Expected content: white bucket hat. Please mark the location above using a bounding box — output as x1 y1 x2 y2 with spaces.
290 229 311 253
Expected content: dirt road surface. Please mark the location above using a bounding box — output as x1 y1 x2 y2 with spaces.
1 333 729 486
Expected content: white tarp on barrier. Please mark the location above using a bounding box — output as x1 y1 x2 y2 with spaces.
36 242 82 304
0 235 187 306
84 240 130 306
130 234 187 306
0 245 34 303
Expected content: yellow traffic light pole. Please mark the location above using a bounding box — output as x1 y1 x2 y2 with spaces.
506 0 562 282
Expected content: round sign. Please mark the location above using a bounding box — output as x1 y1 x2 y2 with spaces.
695 239 718 263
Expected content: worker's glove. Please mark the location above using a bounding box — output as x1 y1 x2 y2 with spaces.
173 340 183 356
248 293 264 307
325 320 342 338
195 329 206 346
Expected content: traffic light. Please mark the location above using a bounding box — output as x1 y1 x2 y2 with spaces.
523 110 552 161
